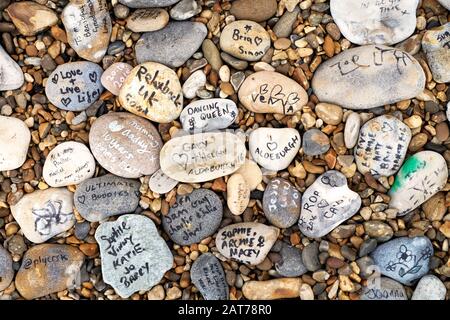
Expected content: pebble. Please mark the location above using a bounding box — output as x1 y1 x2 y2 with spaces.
235 159 262 191
422 22 450 83
227 173 250 216
119 0 180 8
221 52 248 70
238 71 308 114
312 45 426 110
344 112 361 149
15 244 84 300
371 236 433 285
242 278 301 300
262 178 301 228
180 98 238 133
74 174 140 222
160 131 246 183
6 1 58 36
249 127 301 171
315 103 343 125
45 61 104 111
220 20 271 62
422 192 446 221
95 214 173 298
437 0 450 9
191 253 229 300
298 170 361 238
230 0 277 22
0 45 24 91
182 70 206 99
330 0 419 45
0 246 13 291
202 39 223 71
100 62 133 96
216 222 279 265
170 0 201 21
43 141 95 187
148 169 178 194
389 151 448 216
273 6 300 38
355 115 411 177
162 189 223 246
275 243 307 277
412 275 447 300
0 116 30 171
303 129 330 156
62 0 112 63
364 221 394 242
127 8 169 32
360 277 407 300
89 112 163 178
10 188 75 244
135 22 207 68
119 62 183 123
302 242 321 271
74 221 90 240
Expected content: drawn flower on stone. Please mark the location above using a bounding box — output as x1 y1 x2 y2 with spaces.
385 261 396 272
420 247 432 259
396 245 413 263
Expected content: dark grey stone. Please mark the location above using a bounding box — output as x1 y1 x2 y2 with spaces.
357 256 376 279
302 128 330 156
74 221 90 240
302 242 321 272
275 243 307 277
191 253 229 300
359 238 378 257
119 0 180 7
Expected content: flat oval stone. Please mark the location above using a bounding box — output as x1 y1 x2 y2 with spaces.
100 62 133 96
45 61 104 111
162 189 223 246
95 214 173 298
422 23 450 84
360 277 407 300
74 174 140 222
263 178 301 228
230 0 277 23
62 0 112 63
216 222 279 265
370 236 433 285
312 45 426 110
302 128 330 156
389 151 448 216
43 141 96 187
0 44 24 90
180 98 238 133
11 188 75 244
238 71 308 114
227 173 250 216
298 170 361 238
6 1 58 36
191 253 229 300
220 20 271 62
249 128 301 171
275 243 307 277
15 244 84 300
160 132 246 183
148 169 178 194
89 112 163 178
170 0 202 21
412 275 447 300
242 278 301 300
126 8 169 33
135 22 207 68
355 115 411 177
330 0 419 45
0 116 30 171
119 0 181 8
0 246 13 291
235 158 262 191
119 62 183 123
344 112 361 149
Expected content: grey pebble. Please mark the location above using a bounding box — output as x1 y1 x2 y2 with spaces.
74 221 90 240
303 128 330 156
191 253 229 300
220 52 248 70
273 6 300 38
275 243 307 277
302 242 321 272
359 238 378 257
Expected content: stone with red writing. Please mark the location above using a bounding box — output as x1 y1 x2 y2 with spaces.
95 214 173 298
15 244 84 300
312 45 426 110
263 178 301 228
89 112 163 178
11 188 75 244
5 1 58 36
62 0 112 63
0 246 13 291
119 62 183 123
74 174 140 222
0 116 30 171
126 8 169 33
215 222 279 265
162 189 223 246
249 128 301 171
422 23 450 84
298 170 361 238
45 61 104 111
43 141 96 187
360 277 407 301
160 132 246 183
149 169 178 194
191 253 229 300
220 20 271 62
330 0 419 45
227 173 250 216
355 115 411 177
0 44 24 91
238 71 308 114
101 62 133 96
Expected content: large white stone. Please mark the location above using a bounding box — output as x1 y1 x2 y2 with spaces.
0 116 30 171
0 45 24 91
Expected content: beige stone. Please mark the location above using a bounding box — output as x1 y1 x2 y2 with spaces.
127 8 169 33
235 158 262 190
227 173 250 216
6 2 58 36
242 278 301 300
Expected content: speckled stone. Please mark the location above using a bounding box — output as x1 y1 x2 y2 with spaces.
0 116 30 171
0 44 24 91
